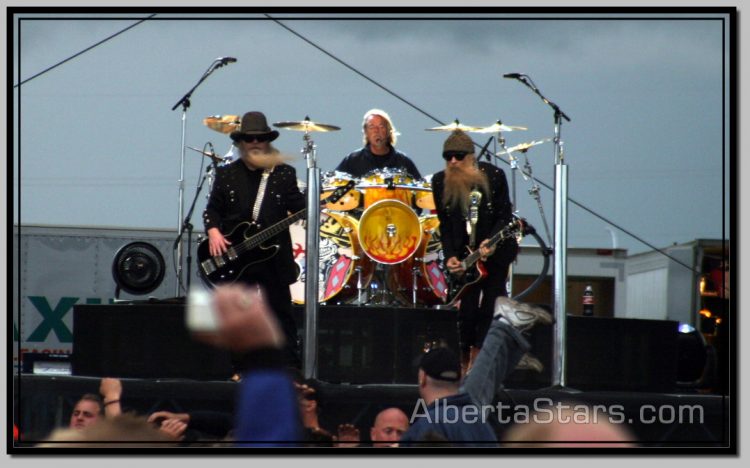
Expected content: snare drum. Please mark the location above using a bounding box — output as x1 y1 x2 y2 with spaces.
289 211 374 304
358 199 421 264
321 171 361 211
387 215 448 306
357 168 416 208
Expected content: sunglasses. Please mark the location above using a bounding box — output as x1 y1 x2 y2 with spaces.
442 151 469 161
238 134 272 143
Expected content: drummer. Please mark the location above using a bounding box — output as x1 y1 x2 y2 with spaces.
336 108 422 179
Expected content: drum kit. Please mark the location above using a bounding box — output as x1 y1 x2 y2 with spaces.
200 114 551 308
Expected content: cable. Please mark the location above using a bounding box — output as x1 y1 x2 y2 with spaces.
266 15 445 126
266 16 700 273
14 14 157 88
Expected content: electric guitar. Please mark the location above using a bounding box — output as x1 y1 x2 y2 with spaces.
444 218 522 307
197 180 355 287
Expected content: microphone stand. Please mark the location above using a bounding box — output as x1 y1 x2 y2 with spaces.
170 58 230 296
510 74 572 389
174 163 216 294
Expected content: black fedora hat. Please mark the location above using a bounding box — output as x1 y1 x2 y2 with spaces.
230 111 280 142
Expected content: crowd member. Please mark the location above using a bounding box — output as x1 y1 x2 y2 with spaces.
68 377 123 430
400 297 552 446
501 405 637 447
147 410 232 442
193 284 303 446
336 108 421 179
431 129 519 375
370 407 409 447
40 414 178 448
202 111 306 368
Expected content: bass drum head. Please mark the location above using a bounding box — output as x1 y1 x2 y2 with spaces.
358 199 421 264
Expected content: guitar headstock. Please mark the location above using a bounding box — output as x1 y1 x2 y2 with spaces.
323 180 357 204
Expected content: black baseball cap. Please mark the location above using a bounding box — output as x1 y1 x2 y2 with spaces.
419 347 461 382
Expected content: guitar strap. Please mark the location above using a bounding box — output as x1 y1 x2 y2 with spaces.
251 168 274 223
467 187 482 249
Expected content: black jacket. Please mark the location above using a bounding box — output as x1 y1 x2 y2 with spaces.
431 162 517 268
336 145 422 179
202 160 306 285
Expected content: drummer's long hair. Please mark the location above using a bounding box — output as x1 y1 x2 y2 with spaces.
362 108 398 147
443 155 490 214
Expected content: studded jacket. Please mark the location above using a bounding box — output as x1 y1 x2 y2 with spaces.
431 161 518 269
202 159 306 285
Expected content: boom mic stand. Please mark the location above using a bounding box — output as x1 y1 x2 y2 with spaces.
506 73 571 389
170 58 234 296
174 158 216 293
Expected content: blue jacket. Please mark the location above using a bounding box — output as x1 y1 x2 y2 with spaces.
400 393 498 447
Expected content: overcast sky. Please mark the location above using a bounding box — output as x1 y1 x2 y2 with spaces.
12 10 731 256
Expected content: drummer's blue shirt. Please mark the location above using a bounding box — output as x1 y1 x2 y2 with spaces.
336 145 422 179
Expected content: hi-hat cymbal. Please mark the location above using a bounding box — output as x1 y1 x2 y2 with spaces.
203 115 240 134
273 116 340 132
495 138 552 156
425 119 483 132
474 120 528 133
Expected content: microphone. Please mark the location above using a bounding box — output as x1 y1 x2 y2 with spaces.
503 73 524 79
217 57 237 64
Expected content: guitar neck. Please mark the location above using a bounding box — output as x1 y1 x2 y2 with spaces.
461 222 516 269
244 209 307 250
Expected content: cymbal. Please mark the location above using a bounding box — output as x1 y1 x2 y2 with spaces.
495 138 552 156
473 120 528 133
425 119 483 132
203 115 240 134
273 116 340 132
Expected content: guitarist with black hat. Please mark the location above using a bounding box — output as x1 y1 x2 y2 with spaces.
431 129 519 376
202 111 306 368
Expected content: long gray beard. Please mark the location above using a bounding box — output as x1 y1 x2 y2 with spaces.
442 163 490 214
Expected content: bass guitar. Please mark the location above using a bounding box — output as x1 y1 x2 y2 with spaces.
197 180 355 287
444 218 522 307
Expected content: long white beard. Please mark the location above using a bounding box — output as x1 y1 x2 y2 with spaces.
242 148 291 170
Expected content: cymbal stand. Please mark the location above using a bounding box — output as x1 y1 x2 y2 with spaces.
302 131 321 380
493 128 517 297
520 152 553 246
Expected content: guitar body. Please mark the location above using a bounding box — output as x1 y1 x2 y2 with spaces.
442 218 522 308
196 180 358 289
197 222 280 287
445 256 489 306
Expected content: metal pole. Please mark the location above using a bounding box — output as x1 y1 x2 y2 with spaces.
176 111 187 296
551 149 568 387
303 136 320 380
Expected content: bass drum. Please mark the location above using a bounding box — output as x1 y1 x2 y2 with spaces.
358 199 421 264
387 215 448 306
289 211 374 304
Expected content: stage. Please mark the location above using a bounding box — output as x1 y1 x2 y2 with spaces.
10 301 731 447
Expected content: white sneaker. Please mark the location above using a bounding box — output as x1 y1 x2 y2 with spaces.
494 297 553 332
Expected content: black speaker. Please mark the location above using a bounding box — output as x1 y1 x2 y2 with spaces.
72 303 233 380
